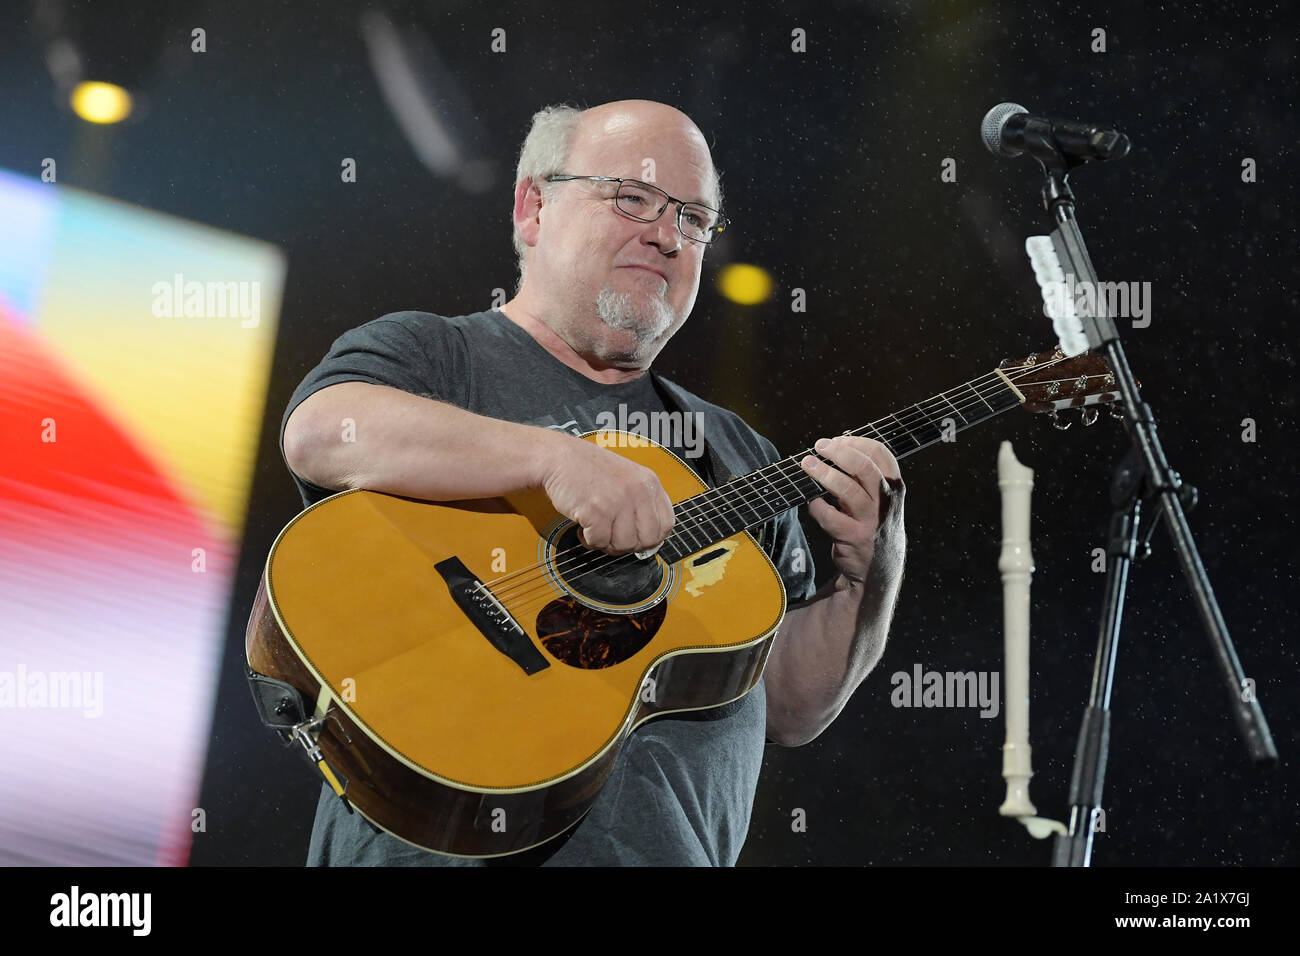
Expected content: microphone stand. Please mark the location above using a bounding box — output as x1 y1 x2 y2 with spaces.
1014 136 1278 868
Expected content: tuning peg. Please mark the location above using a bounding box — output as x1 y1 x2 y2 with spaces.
1049 409 1071 431
1081 407 1099 426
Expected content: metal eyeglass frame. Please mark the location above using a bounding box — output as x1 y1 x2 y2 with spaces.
544 174 729 244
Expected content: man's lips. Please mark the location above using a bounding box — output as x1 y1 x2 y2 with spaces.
621 264 668 283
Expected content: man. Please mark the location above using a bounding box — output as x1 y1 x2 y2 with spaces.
280 99 906 866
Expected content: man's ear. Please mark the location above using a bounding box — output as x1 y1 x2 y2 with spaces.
513 177 543 248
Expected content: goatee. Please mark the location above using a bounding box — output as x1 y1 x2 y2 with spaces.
595 287 675 347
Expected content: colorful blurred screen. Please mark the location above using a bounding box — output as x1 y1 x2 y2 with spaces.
0 167 284 865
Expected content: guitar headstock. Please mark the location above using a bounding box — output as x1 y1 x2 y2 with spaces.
999 346 1128 414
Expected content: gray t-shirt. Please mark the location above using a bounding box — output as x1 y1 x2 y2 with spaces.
278 309 817 866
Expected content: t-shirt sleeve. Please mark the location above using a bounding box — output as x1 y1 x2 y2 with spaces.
279 313 463 507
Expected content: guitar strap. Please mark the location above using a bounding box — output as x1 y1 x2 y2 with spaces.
647 371 730 487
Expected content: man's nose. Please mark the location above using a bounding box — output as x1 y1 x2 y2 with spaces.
644 211 681 253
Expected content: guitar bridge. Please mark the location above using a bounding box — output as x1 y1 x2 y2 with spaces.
434 557 551 675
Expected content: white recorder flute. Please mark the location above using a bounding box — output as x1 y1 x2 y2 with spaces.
997 441 1065 839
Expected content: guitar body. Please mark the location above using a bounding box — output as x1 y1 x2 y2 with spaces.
246 430 789 858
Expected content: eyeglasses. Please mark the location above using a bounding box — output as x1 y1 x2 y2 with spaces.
545 175 729 245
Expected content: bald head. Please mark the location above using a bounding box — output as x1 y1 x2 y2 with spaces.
568 101 721 209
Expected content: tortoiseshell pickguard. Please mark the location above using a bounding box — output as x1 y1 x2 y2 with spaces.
537 598 667 669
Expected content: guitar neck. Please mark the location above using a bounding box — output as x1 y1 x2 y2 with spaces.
658 368 1023 564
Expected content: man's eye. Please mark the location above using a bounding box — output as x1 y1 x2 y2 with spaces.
622 193 647 205
684 212 705 228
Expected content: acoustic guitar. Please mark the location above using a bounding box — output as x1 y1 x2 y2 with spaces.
246 346 1124 857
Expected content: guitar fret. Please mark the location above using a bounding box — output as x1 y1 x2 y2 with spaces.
888 414 923 450
771 465 803 511
700 506 727 542
967 382 996 415
722 484 749 533
734 477 767 529
764 455 806 509
733 463 792 534
912 400 948 445
675 521 705 557
861 422 894 454
940 391 969 425
750 471 777 522
741 470 788 531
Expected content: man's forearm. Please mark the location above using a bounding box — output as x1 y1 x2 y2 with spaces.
765 548 905 747
283 381 566 501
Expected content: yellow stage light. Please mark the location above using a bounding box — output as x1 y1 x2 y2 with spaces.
717 263 774 305
71 81 133 124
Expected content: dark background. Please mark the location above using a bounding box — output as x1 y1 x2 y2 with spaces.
3 0 1294 866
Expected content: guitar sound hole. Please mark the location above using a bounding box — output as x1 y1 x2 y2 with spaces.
549 524 664 606
538 525 669 669
537 598 666 669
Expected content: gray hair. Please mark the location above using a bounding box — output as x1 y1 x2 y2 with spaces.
511 103 724 292
512 104 584 290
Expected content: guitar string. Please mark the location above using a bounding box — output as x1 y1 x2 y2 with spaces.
485 359 1092 610
484 359 1095 609
481 357 1096 612
483 368 1108 623
481 365 1021 603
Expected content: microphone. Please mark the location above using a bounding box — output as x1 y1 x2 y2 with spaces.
981 102 1130 162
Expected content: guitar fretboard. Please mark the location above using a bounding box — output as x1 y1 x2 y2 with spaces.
658 371 1022 564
